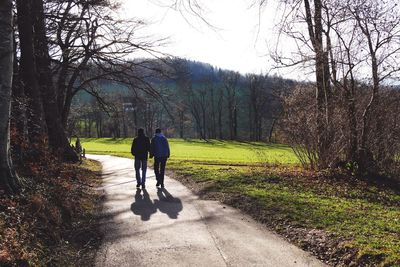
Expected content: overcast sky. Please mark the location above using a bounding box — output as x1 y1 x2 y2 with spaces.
118 0 303 78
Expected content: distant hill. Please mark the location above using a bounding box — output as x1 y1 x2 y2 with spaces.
72 57 293 104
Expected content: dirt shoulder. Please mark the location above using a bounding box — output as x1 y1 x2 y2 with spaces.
0 158 104 266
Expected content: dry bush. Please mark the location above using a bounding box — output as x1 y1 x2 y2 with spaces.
365 89 400 174
278 83 400 176
278 84 319 169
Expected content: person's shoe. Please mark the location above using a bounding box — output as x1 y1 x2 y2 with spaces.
142 184 146 189
136 183 141 188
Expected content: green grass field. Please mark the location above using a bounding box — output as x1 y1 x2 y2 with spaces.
79 138 299 165
79 138 400 266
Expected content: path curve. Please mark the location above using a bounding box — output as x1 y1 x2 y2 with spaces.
88 154 326 267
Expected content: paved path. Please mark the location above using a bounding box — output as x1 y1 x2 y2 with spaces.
88 155 326 267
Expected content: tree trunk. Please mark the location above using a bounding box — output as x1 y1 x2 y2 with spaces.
210 87 217 139
201 99 207 139
179 110 184 138
61 92 74 127
254 105 260 141
304 0 332 168
268 118 277 143
16 0 46 149
314 0 331 168
346 80 358 163
233 106 238 140
0 0 21 193
217 91 223 139
84 116 88 137
359 52 379 174
31 0 78 161
228 103 233 140
257 116 262 141
122 112 127 138
249 99 253 140
11 31 25 164
96 113 102 138
88 118 93 138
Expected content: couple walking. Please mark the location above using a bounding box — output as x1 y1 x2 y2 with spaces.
131 128 170 189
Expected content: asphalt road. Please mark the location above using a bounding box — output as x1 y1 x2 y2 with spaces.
88 154 326 267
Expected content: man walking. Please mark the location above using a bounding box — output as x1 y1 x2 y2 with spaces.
131 128 150 189
150 128 170 188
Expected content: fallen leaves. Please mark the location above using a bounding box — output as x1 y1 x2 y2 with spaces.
0 158 103 266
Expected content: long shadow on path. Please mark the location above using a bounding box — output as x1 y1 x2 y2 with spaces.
130 189 157 221
154 188 183 219
130 188 183 221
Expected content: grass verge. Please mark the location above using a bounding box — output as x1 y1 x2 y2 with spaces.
168 161 400 267
0 158 103 266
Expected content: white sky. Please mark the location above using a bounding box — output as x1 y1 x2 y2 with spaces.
118 0 303 78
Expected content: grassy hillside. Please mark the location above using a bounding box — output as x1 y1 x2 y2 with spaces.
80 138 400 266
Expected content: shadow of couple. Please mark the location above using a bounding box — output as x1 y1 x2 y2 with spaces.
131 188 183 221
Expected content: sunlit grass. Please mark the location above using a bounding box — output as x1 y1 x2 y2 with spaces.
78 138 299 165
169 161 400 266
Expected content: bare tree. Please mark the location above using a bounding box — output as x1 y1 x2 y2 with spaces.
174 58 206 139
247 74 271 141
264 0 400 172
216 89 224 139
349 0 400 170
32 0 79 161
16 0 47 150
222 71 240 140
0 0 20 193
46 0 165 127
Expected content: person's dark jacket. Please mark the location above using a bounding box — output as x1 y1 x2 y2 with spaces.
131 134 151 160
150 133 170 158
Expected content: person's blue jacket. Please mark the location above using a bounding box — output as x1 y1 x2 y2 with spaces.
150 133 170 158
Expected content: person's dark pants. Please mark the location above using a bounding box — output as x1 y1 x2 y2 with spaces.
154 157 167 185
134 159 147 185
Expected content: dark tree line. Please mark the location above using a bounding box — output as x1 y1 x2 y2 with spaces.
71 58 293 142
168 59 291 141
